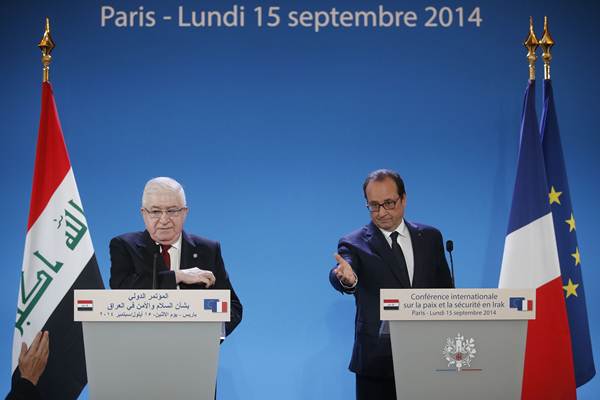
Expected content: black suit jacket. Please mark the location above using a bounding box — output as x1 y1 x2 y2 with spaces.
329 221 453 377
109 230 242 336
6 378 41 400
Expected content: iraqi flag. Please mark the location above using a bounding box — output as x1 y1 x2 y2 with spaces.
499 81 576 399
383 299 400 311
12 82 104 399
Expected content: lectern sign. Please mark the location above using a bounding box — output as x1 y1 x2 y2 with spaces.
381 288 534 399
74 289 230 322
77 289 227 399
380 288 535 321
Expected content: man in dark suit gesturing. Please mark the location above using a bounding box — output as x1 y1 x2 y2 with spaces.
110 177 242 336
329 169 453 400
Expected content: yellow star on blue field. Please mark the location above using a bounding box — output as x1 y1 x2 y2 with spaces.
571 247 581 266
563 279 579 298
548 186 562 205
565 213 576 232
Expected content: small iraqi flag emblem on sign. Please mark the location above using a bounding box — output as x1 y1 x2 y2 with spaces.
77 300 93 312
383 299 400 310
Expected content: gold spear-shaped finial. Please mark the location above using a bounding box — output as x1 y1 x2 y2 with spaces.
524 16 539 81
38 17 56 83
539 16 555 80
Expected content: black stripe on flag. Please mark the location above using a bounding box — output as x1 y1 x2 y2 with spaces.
13 255 104 399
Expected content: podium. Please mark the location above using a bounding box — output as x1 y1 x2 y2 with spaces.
74 289 230 400
380 288 535 400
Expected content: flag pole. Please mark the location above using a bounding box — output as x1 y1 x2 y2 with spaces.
524 16 539 81
38 17 55 83
540 16 555 81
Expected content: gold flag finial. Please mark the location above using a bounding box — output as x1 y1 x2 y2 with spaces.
38 17 56 83
540 16 555 80
524 16 539 81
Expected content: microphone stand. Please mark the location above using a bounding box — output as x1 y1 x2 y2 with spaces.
446 240 455 288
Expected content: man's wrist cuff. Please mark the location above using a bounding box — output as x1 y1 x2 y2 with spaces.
339 272 358 289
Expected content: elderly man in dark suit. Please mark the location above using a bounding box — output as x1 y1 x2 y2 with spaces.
330 169 453 400
109 177 242 336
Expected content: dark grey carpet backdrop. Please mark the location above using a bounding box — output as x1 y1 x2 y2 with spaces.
2 1 599 398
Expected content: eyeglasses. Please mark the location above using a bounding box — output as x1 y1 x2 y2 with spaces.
366 198 400 212
143 207 187 219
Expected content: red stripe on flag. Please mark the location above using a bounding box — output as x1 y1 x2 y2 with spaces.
27 82 71 231
222 301 228 313
383 299 399 303
77 300 93 304
521 277 575 399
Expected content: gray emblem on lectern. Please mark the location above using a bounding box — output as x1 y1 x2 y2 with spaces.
442 333 477 371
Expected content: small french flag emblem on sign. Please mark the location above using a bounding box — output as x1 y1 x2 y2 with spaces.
204 299 228 313
383 299 400 310
77 300 93 311
509 297 533 311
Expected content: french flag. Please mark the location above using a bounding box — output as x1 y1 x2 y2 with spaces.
499 82 575 399
204 299 228 313
509 297 533 312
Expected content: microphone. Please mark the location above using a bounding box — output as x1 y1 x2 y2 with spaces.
152 246 159 290
446 240 455 288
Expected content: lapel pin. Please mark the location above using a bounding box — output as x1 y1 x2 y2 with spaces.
193 253 198 258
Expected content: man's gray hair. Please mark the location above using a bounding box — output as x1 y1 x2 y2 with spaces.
142 177 187 208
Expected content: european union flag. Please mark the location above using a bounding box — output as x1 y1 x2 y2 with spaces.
541 79 596 386
499 81 575 399
204 299 219 312
509 297 525 310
